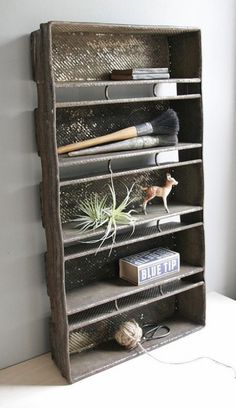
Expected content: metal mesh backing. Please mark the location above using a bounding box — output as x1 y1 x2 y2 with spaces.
69 301 117 329
56 101 168 147
60 162 202 224
52 32 169 82
68 295 175 354
65 234 173 291
60 168 171 223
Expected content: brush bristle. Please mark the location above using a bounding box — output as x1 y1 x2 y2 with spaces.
150 109 179 135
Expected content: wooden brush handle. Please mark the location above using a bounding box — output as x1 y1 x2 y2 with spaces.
57 126 138 154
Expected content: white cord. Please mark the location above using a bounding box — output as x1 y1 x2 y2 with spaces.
137 342 236 378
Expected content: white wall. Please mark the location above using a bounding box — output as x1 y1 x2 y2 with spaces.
0 0 236 369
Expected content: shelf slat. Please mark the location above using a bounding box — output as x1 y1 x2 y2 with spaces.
56 94 201 108
58 142 202 168
64 221 203 260
70 316 204 382
63 203 203 245
68 281 204 329
51 22 201 35
66 265 203 316
60 159 202 186
55 77 201 88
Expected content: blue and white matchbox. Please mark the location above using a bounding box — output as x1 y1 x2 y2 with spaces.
119 247 180 285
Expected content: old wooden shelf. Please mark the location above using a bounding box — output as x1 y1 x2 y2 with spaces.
31 21 205 383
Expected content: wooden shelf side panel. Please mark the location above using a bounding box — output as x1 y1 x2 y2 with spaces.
31 24 70 381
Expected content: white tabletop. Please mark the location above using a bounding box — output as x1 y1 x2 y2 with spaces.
1 292 236 408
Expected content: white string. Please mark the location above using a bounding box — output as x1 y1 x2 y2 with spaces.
137 342 236 378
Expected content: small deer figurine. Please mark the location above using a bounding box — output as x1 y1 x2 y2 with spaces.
142 173 178 214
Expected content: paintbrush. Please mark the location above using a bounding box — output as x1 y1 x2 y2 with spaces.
68 134 178 156
57 109 179 155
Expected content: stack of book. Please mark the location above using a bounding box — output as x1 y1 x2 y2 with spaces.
110 67 170 80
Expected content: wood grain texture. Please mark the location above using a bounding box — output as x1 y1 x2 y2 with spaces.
33 24 70 381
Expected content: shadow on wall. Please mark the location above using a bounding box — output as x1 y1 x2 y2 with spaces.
0 34 40 175
0 34 34 80
0 34 50 368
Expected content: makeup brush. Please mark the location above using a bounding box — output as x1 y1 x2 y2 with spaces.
57 109 179 155
68 134 178 156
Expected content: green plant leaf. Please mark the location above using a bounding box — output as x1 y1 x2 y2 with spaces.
73 176 137 255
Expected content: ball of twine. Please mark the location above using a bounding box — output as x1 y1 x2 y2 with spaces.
114 320 143 349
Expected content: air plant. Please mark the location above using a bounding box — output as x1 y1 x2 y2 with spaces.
74 193 109 232
73 176 136 254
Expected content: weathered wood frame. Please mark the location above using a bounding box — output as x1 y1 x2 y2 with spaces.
31 22 205 383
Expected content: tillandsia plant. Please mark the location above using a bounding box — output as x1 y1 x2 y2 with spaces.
75 193 109 232
73 175 136 254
